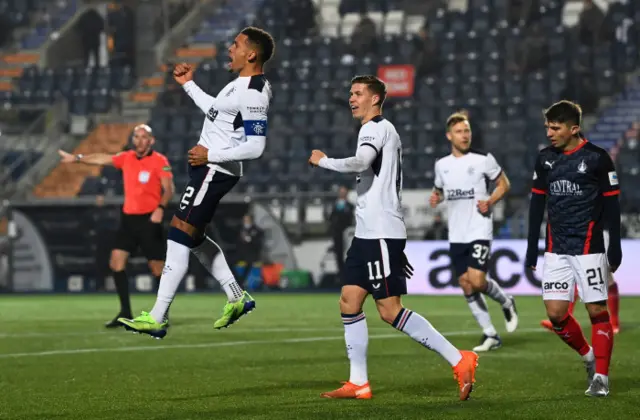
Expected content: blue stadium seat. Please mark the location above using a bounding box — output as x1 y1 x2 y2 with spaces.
90 89 110 113
69 90 89 115
481 52 502 78
168 113 189 136
76 67 96 91
56 67 76 96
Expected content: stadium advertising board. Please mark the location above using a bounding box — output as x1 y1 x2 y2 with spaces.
405 240 640 296
377 64 415 97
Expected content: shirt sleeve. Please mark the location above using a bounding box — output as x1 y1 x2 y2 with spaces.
111 151 128 169
434 160 443 191
356 123 384 156
156 154 173 178
484 153 503 181
317 144 378 173
317 123 382 173
531 153 548 195
182 80 216 115
206 89 268 163
597 151 620 196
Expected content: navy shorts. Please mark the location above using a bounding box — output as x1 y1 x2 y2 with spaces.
174 164 239 231
343 237 407 300
450 240 491 278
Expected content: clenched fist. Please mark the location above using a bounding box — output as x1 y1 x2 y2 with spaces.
173 63 194 85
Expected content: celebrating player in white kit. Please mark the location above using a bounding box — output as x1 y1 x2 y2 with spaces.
430 113 518 352
309 76 478 401
118 27 274 338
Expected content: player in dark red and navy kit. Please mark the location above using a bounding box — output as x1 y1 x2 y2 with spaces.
525 101 621 397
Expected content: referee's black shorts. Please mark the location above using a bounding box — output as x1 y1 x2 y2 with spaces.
113 212 166 261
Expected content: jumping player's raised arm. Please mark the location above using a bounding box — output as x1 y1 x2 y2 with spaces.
206 89 269 163
312 124 381 173
174 63 216 114
525 153 548 270
597 151 622 271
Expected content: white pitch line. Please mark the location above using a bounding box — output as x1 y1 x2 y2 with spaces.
0 327 347 339
0 327 547 359
0 313 534 339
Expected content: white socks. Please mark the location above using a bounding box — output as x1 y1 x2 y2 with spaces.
149 235 244 323
466 293 498 336
150 240 190 322
582 347 595 362
342 312 369 386
190 235 244 302
393 308 463 366
484 276 511 308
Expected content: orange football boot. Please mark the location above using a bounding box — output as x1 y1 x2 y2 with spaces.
540 319 554 331
321 381 372 399
452 350 478 401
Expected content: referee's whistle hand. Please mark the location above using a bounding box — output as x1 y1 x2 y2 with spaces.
58 149 75 163
188 145 209 166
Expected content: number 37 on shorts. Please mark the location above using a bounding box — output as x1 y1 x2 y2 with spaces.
542 252 609 303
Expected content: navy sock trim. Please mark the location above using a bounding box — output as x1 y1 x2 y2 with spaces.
167 227 204 248
392 308 412 331
341 312 365 325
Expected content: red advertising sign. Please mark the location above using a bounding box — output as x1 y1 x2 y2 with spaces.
377 64 416 97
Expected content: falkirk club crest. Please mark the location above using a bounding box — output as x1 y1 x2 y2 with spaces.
577 160 587 174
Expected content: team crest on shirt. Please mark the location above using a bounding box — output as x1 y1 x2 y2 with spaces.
138 171 150 184
577 160 587 174
467 166 475 176
251 121 265 135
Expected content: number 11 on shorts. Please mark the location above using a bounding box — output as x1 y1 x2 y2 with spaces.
367 261 383 280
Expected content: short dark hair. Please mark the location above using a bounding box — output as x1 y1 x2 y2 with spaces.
446 112 469 130
351 75 387 107
544 100 582 127
241 27 275 64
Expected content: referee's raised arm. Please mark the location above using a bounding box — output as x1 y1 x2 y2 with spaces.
58 149 116 166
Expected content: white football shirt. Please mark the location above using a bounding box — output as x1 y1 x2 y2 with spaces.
182 75 272 177
434 150 502 243
319 116 406 239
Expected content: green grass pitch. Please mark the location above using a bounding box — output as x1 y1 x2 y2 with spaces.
0 294 638 419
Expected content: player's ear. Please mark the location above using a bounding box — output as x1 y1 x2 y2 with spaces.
570 125 580 136
247 49 257 63
446 131 452 141
371 94 380 107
